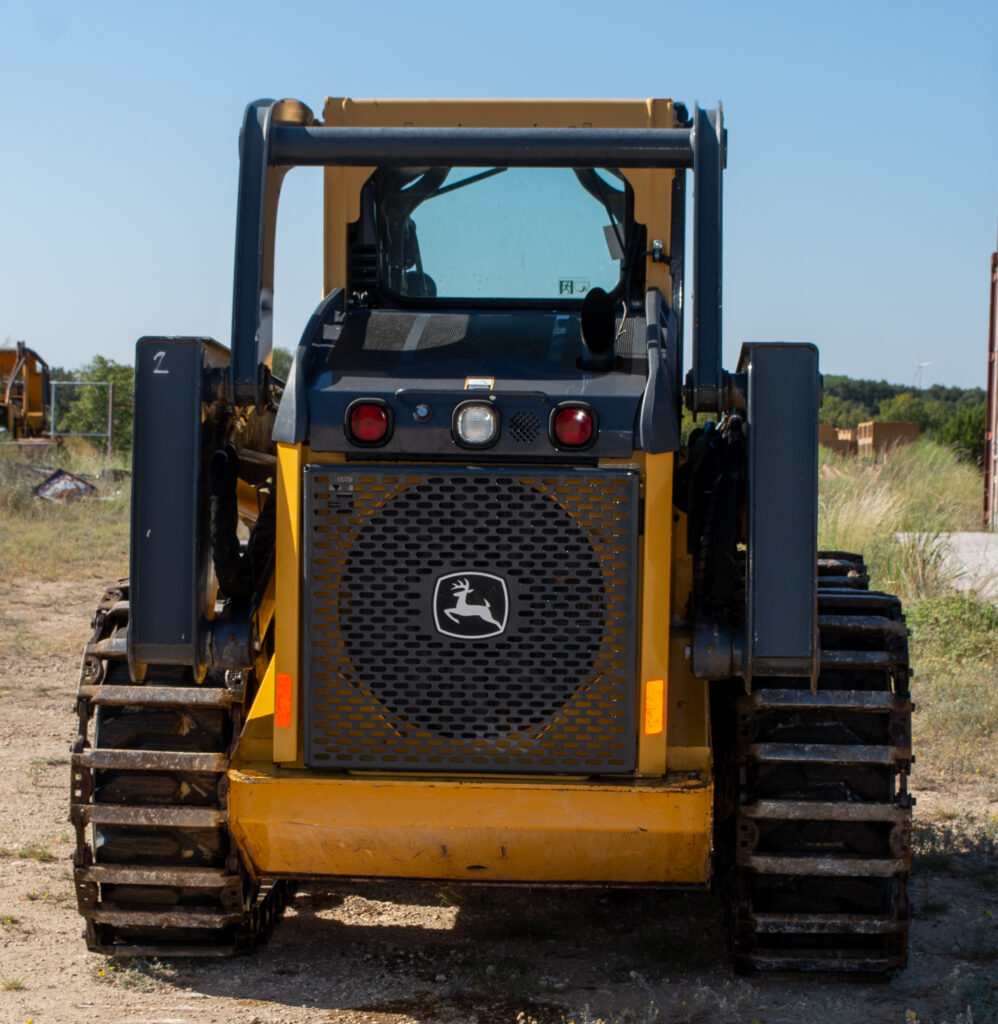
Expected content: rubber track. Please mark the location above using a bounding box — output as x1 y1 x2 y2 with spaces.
70 584 288 956
729 554 912 974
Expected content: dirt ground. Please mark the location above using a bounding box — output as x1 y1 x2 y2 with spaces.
1 578 996 1024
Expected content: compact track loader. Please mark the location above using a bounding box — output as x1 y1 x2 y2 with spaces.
71 98 913 973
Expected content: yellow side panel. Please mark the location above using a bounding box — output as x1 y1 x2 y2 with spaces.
274 443 302 762
241 657 276 762
637 452 673 774
325 97 674 129
229 770 711 885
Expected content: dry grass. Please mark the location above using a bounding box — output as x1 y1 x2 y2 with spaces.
819 440 996 784
15 842 55 862
0 440 129 587
907 596 998 780
819 440 982 604
88 956 177 991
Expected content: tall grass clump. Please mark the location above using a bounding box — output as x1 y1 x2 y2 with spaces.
819 439 995 781
818 439 982 602
907 595 998 779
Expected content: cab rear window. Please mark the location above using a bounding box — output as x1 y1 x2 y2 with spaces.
374 166 633 302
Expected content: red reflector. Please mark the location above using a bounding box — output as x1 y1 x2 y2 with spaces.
276 672 293 729
350 403 389 443
554 406 594 447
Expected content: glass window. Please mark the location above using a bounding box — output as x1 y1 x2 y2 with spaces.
375 167 630 302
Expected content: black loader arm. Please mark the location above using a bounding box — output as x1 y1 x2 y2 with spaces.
129 337 230 676
689 342 821 684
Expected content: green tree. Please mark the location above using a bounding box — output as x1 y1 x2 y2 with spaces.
876 391 948 433
272 347 294 381
938 402 987 468
822 375 900 420
820 394 866 429
57 356 134 452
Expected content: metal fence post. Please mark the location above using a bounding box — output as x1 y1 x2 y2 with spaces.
107 381 115 460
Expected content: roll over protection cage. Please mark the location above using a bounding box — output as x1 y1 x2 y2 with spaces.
225 98 817 685
132 97 819 687
228 98 727 412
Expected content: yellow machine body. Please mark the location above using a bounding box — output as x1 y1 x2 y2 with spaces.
227 98 712 887
0 342 49 440
73 94 912 975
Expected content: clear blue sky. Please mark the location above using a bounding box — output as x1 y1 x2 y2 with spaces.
2 0 995 388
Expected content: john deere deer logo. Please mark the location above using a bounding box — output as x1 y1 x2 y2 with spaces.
433 572 509 639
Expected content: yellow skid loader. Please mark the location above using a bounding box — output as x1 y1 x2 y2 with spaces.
71 98 912 973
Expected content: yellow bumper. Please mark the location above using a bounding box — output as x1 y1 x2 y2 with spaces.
228 767 712 885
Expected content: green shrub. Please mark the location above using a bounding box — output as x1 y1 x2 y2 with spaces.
939 402 987 468
53 356 134 452
907 595 998 662
907 594 998 778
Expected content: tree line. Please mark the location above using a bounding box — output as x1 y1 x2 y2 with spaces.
821 375 987 467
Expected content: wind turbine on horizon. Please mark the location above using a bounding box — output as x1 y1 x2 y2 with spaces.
911 359 932 389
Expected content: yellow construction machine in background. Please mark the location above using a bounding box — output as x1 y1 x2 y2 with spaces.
0 341 50 441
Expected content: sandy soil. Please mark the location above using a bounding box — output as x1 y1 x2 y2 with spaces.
1 578 995 1024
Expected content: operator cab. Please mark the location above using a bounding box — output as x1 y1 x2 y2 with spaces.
285 165 678 459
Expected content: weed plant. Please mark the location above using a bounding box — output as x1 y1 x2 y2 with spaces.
15 842 53 862
89 956 176 991
947 969 998 1024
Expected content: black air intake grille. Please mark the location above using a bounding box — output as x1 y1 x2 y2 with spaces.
304 467 639 773
509 412 541 442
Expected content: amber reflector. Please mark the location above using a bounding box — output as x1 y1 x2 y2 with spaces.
276 672 293 729
644 679 664 735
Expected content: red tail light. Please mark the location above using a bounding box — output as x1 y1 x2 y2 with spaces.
348 401 390 444
552 405 595 448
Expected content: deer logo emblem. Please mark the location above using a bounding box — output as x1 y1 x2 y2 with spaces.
432 572 509 639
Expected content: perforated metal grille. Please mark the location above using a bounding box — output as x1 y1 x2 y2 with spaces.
509 412 540 443
337 311 418 352
304 467 639 773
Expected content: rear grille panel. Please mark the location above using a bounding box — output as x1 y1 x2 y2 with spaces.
304 466 639 773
